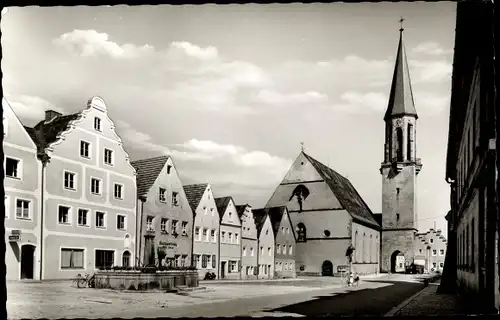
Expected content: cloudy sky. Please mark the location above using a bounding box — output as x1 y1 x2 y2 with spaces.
1 3 456 236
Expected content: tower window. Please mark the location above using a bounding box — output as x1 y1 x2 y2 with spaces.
407 124 413 161
396 213 400 222
396 188 400 195
396 127 403 162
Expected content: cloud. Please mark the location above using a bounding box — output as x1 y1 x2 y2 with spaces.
53 29 155 59
256 90 328 106
114 120 170 154
331 91 387 114
5 94 64 121
170 41 219 61
410 60 453 83
414 94 450 115
412 42 453 56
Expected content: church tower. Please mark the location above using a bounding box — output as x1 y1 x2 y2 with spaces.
380 21 423 273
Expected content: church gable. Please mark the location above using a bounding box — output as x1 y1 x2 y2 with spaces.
281 152 323 184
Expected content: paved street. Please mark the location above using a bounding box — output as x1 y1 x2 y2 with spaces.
8 274 428 319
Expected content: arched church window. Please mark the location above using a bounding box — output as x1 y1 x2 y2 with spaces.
362 233 366 262
296 223 307 242
396 127 403 162
407 124 413 161
370 234 374 263
289 185 310 212
354 231 359 262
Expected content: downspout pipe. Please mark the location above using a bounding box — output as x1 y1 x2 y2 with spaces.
137 197 145 267
39 153 49 281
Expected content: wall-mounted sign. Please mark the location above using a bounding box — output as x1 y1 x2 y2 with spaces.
11 230 21 235
337 265 348 273
158 241 177 249
9 235 21 242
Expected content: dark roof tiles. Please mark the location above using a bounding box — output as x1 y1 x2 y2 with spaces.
303 152 380 229
252 208 268 238
183 183 208 212
214 196 232 221
31 113 81 152
131 156 170 197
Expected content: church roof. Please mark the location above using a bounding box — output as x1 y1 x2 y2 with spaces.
302 152 380 229
384 28 418 121
131 156 170 197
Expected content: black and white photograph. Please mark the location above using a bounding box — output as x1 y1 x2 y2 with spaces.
1 0 499 318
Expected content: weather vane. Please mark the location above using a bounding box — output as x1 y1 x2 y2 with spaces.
399 16 405 32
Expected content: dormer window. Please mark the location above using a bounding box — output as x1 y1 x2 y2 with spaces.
94 117 102 131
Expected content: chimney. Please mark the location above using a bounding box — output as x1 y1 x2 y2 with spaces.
45 110 62 122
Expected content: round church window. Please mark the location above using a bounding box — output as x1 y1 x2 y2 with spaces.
324 230 331 237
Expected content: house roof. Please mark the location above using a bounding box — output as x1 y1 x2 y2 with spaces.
266 206 288 239
183 183 208 212
214 196 233 221
302 152 380 229
384 29 418 121
31 113 82 152
236 204 249 218
23 126 39 146
131 156 170 197
252 208 268 238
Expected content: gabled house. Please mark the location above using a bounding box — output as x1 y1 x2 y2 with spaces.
252 209 275 279
26 96 137 279
132 156 193 268
267 206 296 278
237 204 258 279
184 183 220 279
3 98 42 280
266 151 380 276
215 196 242 279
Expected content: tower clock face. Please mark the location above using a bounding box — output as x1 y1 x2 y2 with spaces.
395 119 403 127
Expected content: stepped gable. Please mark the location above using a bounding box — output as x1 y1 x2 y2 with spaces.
131 156 170 197
183 183 208 212
302 152 380 229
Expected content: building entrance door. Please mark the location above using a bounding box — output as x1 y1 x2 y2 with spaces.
221 261 226 279
21 244 35 280
322 260 333 276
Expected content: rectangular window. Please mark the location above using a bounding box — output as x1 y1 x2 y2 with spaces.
80 141 90 158
203 228 209 242
6 157 20 178
202 255 208 268
104 149 113 165
440 249 445 256
64 171 76 190
228 232 233 244
161 218 169 233
77 209 89 227
146 216 154 231
159 188 166 203
117 215 126 230
167 165 172 174
432 249 437 256
466 224 470 268
180 221 188 235
114 184 123 200
268 247 272 256
229 261 237 273
440 262 444 268
58 206 71 224
96 211 106 228
243 246 247 256
277 244 281 254
61 248 84 269
210 208 214 216
251 247 254 256
289 245 293 255
221 231 226 243
171 220 178 234
94 117 101 131
260 247 263 256
181 255 187 267
5 196 9 219
212 255 216 269
194 255 200 268
15 199 30 219
172 192 179 206
95 250 114 269
282 227 285 234
235 233 239 245
211 229 216 242
194 226 200 240
91 178 101 195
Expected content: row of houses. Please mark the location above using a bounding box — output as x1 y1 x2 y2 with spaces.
2 96 297 280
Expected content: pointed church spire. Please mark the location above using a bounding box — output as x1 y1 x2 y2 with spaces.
384 18 418 121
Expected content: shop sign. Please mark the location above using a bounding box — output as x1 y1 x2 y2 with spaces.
9 230 22 242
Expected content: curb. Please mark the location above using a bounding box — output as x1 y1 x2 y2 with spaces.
383 285 429 317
